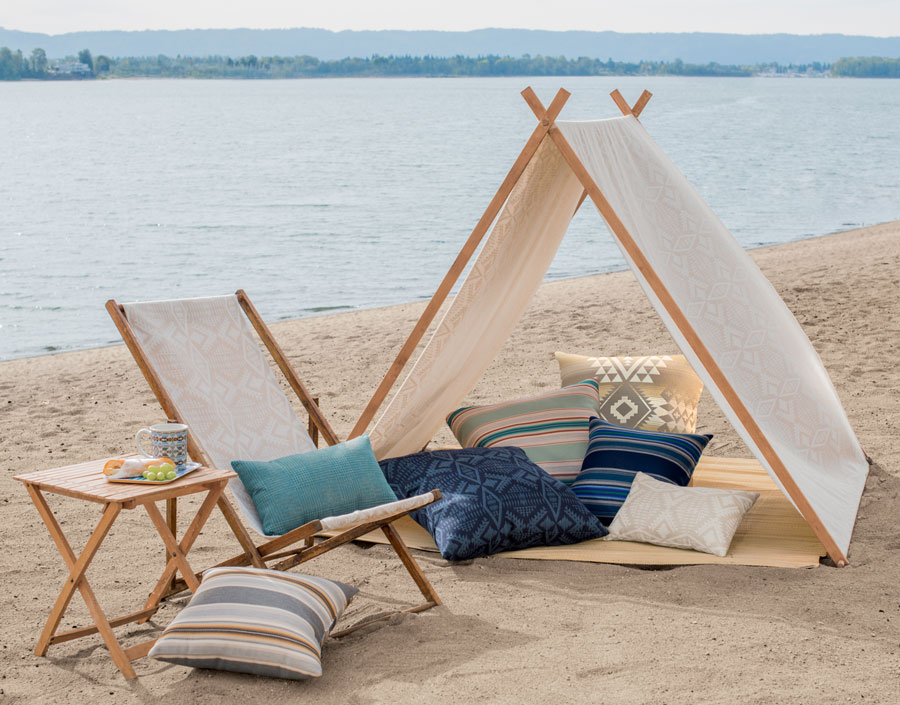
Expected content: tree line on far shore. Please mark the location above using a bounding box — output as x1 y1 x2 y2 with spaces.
831 56 900 78
1 46 896 80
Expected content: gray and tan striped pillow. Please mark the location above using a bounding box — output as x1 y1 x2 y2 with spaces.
149 567 357 679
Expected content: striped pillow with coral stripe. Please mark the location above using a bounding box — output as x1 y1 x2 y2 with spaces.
446 379 601 485
149 567 356 679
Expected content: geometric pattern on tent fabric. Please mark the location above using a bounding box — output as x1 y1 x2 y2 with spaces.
605 472 759 557
378 447 607 561
122 295 317 535
556 352 703 433
367 137 585 460
557 116 868 558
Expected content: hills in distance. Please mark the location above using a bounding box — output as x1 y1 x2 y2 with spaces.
1 26 899 64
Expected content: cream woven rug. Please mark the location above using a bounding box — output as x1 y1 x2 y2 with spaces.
335 456 826 568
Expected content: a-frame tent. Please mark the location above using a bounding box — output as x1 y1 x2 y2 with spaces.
349 88 869 567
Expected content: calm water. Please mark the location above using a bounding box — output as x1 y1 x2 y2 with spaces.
1 77 899 360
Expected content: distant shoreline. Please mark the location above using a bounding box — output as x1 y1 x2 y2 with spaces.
4 49 879 81
3 51 896 81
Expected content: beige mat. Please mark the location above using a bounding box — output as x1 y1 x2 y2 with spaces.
339 456 826 568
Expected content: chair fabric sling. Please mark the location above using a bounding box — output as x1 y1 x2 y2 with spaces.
121 294 434 536
122 294 315 535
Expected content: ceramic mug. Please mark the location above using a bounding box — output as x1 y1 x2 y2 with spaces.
136 422 189 471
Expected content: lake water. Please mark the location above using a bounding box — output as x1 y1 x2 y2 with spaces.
1 76 899 360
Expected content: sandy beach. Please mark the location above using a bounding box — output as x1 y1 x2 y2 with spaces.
1 221 899 704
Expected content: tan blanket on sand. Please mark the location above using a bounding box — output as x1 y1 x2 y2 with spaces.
331 456 825 569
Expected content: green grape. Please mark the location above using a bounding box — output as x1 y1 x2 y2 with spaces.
145 471 157 481
142 470 152 480
166 470 177 480
158 462 175 475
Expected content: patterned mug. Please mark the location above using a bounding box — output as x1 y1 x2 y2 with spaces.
135 422 189 471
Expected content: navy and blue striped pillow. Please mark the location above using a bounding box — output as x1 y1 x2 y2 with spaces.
571 417 712 525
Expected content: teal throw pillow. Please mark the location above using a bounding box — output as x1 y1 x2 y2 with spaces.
231 435 398 536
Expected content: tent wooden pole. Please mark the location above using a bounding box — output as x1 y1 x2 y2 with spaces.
610 89 653 119
631 90 653 117
544 121 848 567
573 189 589 216
609 89 634 116
348 87 571 439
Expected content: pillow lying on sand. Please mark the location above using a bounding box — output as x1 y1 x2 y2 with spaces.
379 447 607 561
571 417 712 524
555 352 703 433
446 379 601 485
605 472 759 556
150 567 356 679
231 434 398 536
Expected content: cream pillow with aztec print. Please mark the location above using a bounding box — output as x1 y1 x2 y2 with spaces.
605 472 758 557
555 352 703 433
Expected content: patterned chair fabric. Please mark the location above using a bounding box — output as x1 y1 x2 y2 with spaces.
123 295 317 534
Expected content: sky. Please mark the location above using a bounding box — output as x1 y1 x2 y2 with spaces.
4 0 900 37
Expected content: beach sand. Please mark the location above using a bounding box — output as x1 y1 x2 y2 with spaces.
1 222 899 704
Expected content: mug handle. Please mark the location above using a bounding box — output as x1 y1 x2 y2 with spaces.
135 428 154 458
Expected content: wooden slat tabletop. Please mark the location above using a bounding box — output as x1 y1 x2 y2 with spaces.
14 456 235 507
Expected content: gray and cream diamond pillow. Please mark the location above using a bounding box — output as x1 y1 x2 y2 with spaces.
605 472 759 556
555 352 703 433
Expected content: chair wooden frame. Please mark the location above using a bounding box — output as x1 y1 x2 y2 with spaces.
106 290 442 634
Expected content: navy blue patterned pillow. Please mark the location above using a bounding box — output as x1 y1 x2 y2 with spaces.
571 417 712 525
379 447 607 561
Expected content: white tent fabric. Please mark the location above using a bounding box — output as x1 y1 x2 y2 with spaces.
124 295 317 535
369 115 868 558
368 138 584 457
558 116 867 557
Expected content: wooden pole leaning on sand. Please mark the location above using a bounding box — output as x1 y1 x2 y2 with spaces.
348 87 572 439
521 88 848 567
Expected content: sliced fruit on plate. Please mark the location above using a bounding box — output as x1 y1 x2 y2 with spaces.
104 456 175 479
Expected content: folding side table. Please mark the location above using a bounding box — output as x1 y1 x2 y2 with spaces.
15 457 236 680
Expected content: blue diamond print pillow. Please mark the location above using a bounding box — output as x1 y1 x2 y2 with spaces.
379 447 607 561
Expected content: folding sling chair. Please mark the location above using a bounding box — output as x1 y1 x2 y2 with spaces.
107 290 441 634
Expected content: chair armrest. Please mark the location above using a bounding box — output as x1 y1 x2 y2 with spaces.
319 491 441 533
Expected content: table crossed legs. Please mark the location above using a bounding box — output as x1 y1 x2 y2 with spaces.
24 481 226 680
